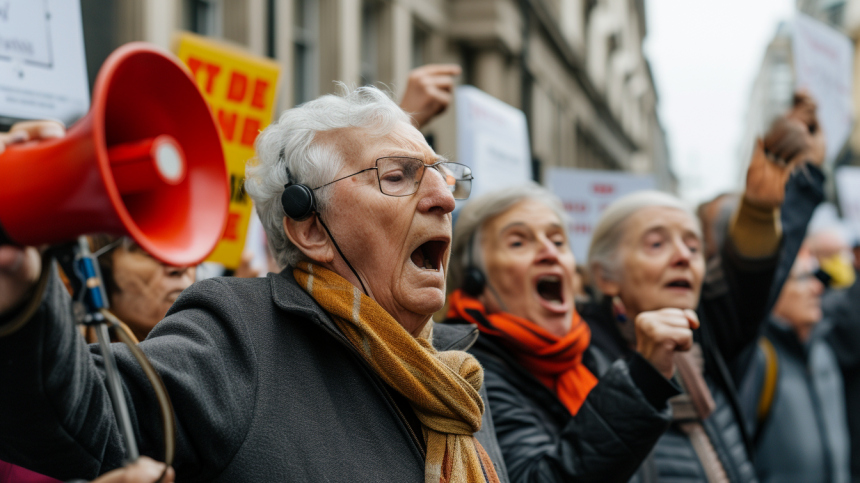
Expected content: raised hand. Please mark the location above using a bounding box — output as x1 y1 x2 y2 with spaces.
399 64 461 129
745 92 826 209
90 457 175 483
0 120 66 316
0 120 65 154
634 308 700 379
785 91 825 167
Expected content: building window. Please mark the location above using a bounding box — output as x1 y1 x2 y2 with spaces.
576 125 619 170
360 1 381 85
412 21 429 68
187 0 223 37
294 0 318 105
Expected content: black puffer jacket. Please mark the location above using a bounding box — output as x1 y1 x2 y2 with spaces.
585 164 824 483
585 301 760 483
0 268 509 482
447 309 680 483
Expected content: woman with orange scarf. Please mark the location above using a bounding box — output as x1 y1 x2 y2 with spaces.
445 183 690 482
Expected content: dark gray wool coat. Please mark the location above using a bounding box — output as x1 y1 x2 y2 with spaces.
0 267 510 482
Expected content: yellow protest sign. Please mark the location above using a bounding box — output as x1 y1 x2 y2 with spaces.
175 32 280 269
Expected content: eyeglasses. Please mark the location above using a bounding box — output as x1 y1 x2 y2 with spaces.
313 156 473 200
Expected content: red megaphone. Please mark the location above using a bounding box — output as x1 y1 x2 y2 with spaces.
0 43 229 266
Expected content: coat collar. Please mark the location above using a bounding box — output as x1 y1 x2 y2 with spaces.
269 268 479 352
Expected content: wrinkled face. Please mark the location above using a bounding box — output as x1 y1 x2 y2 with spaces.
481 199 576 338
773 254 823 333
322 122 455 334
109 246 196 341
607 206 705 318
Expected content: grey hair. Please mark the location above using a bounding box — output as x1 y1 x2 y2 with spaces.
447 182 569 293
587 190 700 288
245 84 411 269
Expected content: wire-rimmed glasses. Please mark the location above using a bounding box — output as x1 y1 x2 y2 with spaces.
313 156 473 200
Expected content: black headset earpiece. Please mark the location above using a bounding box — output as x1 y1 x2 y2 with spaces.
462 231 486 297
463 266 486 298
281 183 316 221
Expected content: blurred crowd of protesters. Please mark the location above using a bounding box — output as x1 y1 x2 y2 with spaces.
0 57 859 483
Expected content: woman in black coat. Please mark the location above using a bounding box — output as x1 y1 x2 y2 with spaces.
578 95 825 483
445 183 688 483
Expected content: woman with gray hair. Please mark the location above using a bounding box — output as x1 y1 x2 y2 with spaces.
579 95 825 483
444 182 688 482
0 86 507 482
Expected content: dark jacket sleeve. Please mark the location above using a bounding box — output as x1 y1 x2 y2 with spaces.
700 164 824 375
824 278 860 369
486 357 675 483
0 266 258 481
767 164 826 310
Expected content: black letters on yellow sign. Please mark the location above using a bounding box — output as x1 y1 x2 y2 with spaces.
230 174 248 204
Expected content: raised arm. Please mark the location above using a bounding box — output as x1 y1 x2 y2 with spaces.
701 93 825 367
0 266 257 481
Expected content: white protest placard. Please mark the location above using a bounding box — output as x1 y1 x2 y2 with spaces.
547 167 655 263
793 12 854 164
836 166 860 240
0 0 89 125
455 85 532 197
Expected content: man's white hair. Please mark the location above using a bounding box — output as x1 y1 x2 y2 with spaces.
245 85 410 269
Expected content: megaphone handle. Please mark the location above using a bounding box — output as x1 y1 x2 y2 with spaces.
94 320 141 462
74 237 140 463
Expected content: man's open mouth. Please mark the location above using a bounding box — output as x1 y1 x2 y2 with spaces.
536 275 564 304
410 240 447 271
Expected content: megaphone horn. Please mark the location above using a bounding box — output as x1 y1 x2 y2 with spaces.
0 42 229 267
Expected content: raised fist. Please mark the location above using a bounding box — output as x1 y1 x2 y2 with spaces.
634 308 699 379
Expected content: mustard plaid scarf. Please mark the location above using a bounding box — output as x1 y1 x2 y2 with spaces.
294 262 500 483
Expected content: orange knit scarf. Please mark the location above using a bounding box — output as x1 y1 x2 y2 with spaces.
447 290 598 415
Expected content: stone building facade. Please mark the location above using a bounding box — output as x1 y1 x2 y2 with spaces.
79 0 674 189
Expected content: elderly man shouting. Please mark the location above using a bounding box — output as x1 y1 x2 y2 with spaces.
0 87 506 482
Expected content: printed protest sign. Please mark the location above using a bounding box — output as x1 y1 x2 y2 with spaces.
836 166 860 241
0 0 89 125
793 13 854 164
455 86 532 197
548 167 655 262
175 32 280 269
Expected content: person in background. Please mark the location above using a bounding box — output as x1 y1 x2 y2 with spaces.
84 235 196 343
813 225 860 482
740 247 850 483
825 259 860 482
807 227 856 289
578 93 825 483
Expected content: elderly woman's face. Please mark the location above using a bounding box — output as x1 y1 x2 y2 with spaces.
109 245 196 341
609 206 705 317
481 199 576 338
322 122 455 334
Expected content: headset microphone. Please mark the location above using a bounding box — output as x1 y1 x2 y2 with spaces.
281 183 316 221
462 231 487 297
281 176 368 295
462 230 510 312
